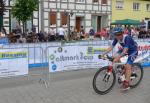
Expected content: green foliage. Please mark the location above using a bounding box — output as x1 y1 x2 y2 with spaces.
11 0 39 23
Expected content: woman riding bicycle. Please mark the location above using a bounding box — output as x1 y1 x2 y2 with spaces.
102 28 138 90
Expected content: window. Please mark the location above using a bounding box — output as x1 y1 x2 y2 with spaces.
101 0 107 4
116 1 124 9
76 0 85 3
93 0 98 3
133 3 140 11
146 4 150 12
61 0 67 2
50 12 56 26
61 12 68 26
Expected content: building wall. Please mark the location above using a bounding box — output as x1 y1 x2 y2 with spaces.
3 0 112 33
3 0 40 33
42 0 111 33
3 0 11 33
112 0 150 22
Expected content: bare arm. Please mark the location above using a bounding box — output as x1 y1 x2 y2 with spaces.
103 46 113 55
118 48 128 58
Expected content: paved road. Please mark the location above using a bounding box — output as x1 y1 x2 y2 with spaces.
0 67 149 103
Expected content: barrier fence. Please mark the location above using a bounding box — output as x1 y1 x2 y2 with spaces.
0 39 150 88
1 39 150 71
0 46 49 88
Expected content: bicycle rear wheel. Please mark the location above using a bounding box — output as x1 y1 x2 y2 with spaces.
93 66 116 95
130 63 143 88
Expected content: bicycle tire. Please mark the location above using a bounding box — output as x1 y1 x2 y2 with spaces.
93 66 116 95
130 63 143 88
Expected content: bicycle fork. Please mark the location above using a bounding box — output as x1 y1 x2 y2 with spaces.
103 66 113 82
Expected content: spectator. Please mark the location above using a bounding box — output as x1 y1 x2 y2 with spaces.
131 27 136 37
48 28 56 41
100 28 108 40
17 35 26 43
38 31 45 42
124 27 129 35
140 19 146 30
32 25 36 33
134 28 139 38
147 29 150 38
80 26 85 39
109 26 114 40
94 30 101 38
70 26 75 40
58 26 65 40
2 27 7 36
44 31 49 42
16 24 22 34
89 27 95 40
138 29 146 38
74 29 80 40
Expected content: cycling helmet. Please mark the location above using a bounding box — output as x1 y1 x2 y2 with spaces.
113 27 123 36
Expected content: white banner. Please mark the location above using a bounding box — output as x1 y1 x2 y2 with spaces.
48 46 110 72
48 41 150 72
117 41 150 63
0 48 28 77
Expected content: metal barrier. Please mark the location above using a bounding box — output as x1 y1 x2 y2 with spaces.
0 39 149 88
0 46 49 88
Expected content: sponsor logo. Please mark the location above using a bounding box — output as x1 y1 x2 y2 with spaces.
49 52 93 62
87 47 107 54
0 52 27 59
138 45 150 51
49 54 55 60
58 47 63 53
52 63 57 71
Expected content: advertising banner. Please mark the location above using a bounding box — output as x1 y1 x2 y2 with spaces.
0 48 28 77
48 46 110 72
117 41 150 63
48 41 150 72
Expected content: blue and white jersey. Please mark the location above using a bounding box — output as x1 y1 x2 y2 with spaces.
112 35 138 55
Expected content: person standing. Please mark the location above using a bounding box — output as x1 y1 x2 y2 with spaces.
89 27 95 40
58 26 65 40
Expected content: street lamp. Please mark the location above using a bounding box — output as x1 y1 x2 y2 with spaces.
64 11 73 41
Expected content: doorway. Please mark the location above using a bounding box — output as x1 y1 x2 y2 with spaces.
76 17 84 32
76 17 81 32
97 16 101 31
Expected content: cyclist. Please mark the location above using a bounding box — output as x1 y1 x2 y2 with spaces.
102 28 138 90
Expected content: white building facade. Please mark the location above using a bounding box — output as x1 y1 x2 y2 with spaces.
3 0 40 33
3 0 111 33
42 0 112 33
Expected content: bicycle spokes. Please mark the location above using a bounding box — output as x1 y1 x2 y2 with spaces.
103 73 110 82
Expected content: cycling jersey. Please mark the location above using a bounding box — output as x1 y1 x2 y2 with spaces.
112 35 138 55
112 35 138 64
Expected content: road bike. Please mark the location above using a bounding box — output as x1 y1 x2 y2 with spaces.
93 55 143 95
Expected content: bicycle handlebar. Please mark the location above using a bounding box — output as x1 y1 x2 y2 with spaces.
98 55 114 62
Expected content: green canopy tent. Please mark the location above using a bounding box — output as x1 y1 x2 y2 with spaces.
111 19 141 25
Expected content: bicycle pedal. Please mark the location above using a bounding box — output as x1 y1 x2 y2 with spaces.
131 73 137 77
130 76 136 79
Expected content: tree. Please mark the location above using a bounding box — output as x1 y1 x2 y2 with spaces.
0 0 6 31
11 0 39 33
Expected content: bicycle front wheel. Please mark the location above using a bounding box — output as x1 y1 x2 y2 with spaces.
93 66 116 95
